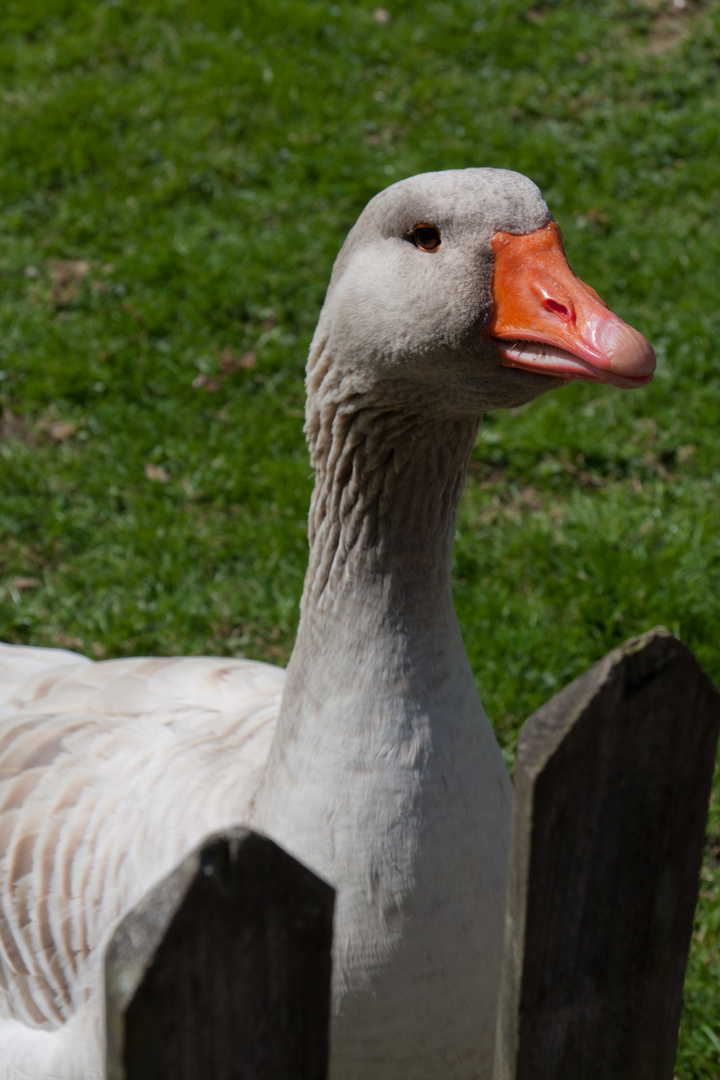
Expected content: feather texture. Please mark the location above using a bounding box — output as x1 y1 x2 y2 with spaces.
0 644 281 1078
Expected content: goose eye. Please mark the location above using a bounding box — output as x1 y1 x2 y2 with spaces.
412 225 441 252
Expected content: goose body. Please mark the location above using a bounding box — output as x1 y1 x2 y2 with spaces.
0 169 654 1079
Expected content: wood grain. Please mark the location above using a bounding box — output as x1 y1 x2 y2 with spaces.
106 829 334 1080
494 629 720 1080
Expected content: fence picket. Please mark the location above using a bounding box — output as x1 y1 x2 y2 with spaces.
493 629 720 1080
105 829 334 1080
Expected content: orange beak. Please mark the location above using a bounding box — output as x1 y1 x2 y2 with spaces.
485 222 655 389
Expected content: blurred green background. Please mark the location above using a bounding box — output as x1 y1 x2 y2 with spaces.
1 0 718 1071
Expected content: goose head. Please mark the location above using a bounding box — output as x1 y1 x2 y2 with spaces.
309 168 655 420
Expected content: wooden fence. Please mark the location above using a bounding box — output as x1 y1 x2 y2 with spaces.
105 629 720 1079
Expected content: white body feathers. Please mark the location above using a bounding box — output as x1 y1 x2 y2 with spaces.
0 645 281 1077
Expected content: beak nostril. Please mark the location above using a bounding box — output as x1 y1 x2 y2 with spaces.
543 298 573 322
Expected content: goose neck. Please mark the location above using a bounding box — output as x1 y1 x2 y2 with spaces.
301 400 479 621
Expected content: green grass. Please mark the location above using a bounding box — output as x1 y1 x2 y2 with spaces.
1 0 719 1071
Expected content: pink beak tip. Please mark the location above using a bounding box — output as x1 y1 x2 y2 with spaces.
600 318 657 379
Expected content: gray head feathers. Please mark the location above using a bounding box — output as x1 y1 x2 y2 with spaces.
307 168 558 433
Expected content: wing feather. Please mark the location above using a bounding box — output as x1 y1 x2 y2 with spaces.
0 644 283 1061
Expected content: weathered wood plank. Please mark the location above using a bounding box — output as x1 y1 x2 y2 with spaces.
494 629 720 1080
106 829 334 1080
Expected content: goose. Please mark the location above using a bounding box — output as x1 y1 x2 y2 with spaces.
0 168 655 1080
